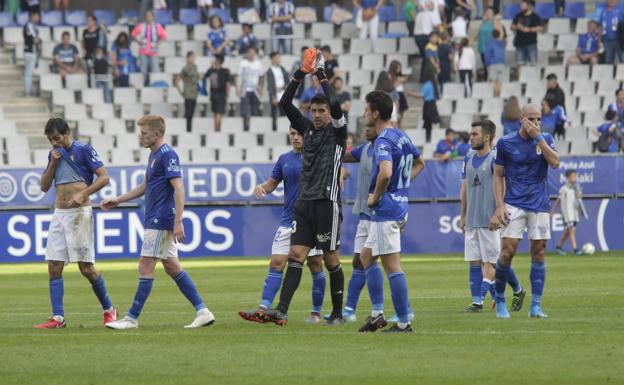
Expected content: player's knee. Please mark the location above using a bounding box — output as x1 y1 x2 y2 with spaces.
269 258 287 271
47 261 63 278
162 261 182 277
307 256 322 272
352 254 364 270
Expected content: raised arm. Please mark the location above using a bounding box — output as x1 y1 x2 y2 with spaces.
537 138 560 169
316 68 344 121
279 69 308 134
40 150 60 193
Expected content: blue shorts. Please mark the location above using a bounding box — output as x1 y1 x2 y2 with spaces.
515 44 538 65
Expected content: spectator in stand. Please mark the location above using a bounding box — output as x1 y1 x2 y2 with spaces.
606 88 624 131
454 37 476 97
236 23 259 56
457 132 471 156
567 20 601 66
203 54 230 132
476 7 495 80
197 0 213 23
24 0 40 14
346 132 355 152
53 31 82 78
320 45 339 83
501 96 521 135
389 60 416 127
594 110 620 153
600 0 624 64
175 52 200 133
269 0 295 55
447 0 475 24
434 128 459 162
414 1 440 60
545 73 566 112
81 15 108 87
237 46 264 131
541 97 567 137
332 76 351 122
353 0 383 39
93 47 111 104
484 28 505 97
23 10 41 97
511 0 543 79
300 75 324 117
437 30 453 92
451 8 468 39
420 67 440 142
206 15 229 57
404 0 417 37
423 31 441 83
110 32 136 87
266 52 289 131
131 10 167 86
54 0 68 12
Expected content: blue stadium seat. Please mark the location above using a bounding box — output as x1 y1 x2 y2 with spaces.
180 8 201 25
503 4 520 19
564 2 585 19
65 10 87 26
535 3 556 20
16 11 28 26
94 9 116 26
323 6 333 22
155 9 173 25
42 11 64 27
122 9 139 20
0 12 15 28
377 5 397 22
209 8 230 24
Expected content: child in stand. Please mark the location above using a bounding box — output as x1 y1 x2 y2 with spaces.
93 47 111 103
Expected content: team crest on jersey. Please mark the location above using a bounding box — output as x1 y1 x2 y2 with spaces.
168 158 180 172
377 143 389 156
536 146 542 155
471 174 481 187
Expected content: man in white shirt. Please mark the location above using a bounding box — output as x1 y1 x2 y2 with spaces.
414 1 440 57
267 52 289 131
551 170 583 255
452 8 468 38
238 46 264 131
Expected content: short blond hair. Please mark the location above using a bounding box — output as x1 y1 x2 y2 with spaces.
137 115 166 136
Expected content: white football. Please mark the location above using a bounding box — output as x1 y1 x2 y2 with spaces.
582 243 596 255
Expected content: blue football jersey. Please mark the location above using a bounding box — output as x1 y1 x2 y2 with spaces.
270 150 302 227
51 141 104 186
494 131 556 213
144 144 182 230
370 128 421 222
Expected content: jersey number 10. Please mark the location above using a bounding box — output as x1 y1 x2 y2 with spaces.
397 154 413 189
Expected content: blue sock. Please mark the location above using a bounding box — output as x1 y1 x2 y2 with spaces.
530 261 546 307
260 268 283 309
174 271 206 312
90 274 112 310
49 277 64 317
366 263 384 312
508 267 522 293
494 261 510 303
311 271 326 313
388 272 410 323
469 265 483 304
345 267 366 310
128 277 154 319
480 280 490 302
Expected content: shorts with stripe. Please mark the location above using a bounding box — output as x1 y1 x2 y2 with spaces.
140 229 178 259
364 216 407 257
291 200 342 252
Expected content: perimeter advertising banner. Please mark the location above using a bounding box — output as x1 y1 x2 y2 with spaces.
1 200 621 262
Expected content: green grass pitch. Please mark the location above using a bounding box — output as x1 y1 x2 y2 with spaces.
1 253 622 385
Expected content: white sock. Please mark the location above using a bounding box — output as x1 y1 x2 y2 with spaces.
397 321 410 329
197 308 210 315
52 315 64 322
371 310 383 317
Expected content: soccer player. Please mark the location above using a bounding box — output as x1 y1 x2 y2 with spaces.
490 104 560 319
34 117 117 329
238 128 326 324
102 115 215 329
255 48 347 326
357 91 424 333
460 120 525 313
551 170 583 256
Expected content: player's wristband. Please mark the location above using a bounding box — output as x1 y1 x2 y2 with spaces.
293 69 306 81
316 69 328 82
535 134 545 143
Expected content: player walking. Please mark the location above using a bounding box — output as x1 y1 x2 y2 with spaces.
357 91 424 333
238 128 326 324
490 104 560 319
460 120 525 313
255 48 347 326
102 115 215 329
34 117 117 329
